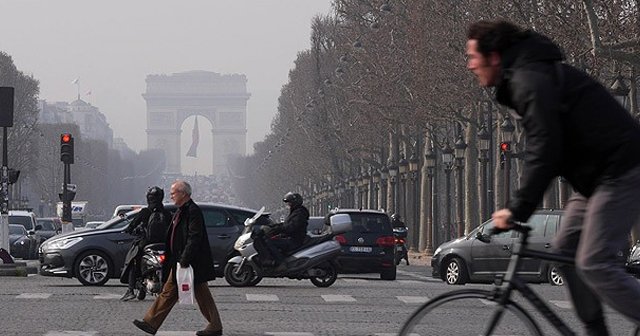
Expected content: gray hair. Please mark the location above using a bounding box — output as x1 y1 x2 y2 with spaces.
173 180 192 196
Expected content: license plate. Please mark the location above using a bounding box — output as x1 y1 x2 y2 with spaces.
396 246 403 251
349 246 372 253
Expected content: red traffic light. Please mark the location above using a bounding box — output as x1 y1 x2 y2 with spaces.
499 142 511 152
61 133 72 143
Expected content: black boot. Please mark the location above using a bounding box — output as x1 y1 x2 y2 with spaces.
120 289 136 301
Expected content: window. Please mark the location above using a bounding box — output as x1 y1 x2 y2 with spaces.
38 220 55 231
348 214 391 233
526 215 547 237
228 210 255 226
545 215 560 237
203 210 228 228
480 220 512 238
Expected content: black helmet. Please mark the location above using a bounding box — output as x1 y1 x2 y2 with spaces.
283 192 303 207
146 186 164 204
391 213 401 221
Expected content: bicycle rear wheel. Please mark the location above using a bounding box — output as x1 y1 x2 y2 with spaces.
399 289 543 336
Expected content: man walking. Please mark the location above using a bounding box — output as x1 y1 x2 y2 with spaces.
466 20 640 335
133 180 223 335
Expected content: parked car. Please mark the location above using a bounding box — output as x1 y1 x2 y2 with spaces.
431 209 565 286
307 216 328 235
36 217 62 243
40 203 260 286
329 209 396 280
9 210 39 232
9 224 40 259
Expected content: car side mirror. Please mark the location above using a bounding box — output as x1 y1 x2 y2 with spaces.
476 231 491 243
27 230 36 236
35 224 43 231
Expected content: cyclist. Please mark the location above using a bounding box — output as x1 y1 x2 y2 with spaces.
466 20 640 335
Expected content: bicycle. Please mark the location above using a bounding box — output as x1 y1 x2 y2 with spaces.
399 223 639 335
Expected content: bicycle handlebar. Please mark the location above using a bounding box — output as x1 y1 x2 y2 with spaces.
490 221 532 235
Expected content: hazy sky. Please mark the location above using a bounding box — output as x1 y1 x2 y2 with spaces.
0 1 333 174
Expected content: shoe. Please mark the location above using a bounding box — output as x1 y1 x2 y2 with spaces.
120 289 136 302
196 329 222 336
133 319 157 335
406 259 410 266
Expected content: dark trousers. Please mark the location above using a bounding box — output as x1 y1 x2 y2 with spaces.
264 238 297 262
143 269 222 332
553 164 640 334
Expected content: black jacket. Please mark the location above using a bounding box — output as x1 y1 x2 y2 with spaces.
495 31 640 222
163 199 215 284
279 204 309 248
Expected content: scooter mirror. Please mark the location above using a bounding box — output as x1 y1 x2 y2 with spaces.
245 206 266 226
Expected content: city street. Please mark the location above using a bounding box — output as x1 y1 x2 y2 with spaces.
1 263 638 336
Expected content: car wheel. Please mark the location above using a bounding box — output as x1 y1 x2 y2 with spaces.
547 264 564 286
74 250 111 286
224 262 255 287
444 257 467 285
310 262 338 287
380 265 397 280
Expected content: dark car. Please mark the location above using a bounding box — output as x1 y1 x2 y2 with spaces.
431 209 564 286
36 217 62 243
307 216 328 235
9 224 40 260
39 203 259 286
329 209 396 280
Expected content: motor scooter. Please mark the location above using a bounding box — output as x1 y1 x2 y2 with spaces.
224 208 352 288
135 243 165 300
393 226 409 265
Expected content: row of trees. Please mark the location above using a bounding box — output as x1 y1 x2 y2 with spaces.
0 51 166 221
231 0 639 248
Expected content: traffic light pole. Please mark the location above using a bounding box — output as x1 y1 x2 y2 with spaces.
0 127 9 253
61 163 73 234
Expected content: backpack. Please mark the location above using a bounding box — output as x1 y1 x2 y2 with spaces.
146 209 169 244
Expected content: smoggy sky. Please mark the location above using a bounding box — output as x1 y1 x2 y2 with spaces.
0 0 333 175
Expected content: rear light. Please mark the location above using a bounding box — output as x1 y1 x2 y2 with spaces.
335 235 347 245
158 254 166 264
395 237 405 244
376 236 395 248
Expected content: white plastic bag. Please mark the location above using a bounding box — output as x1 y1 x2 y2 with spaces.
176 265 194 305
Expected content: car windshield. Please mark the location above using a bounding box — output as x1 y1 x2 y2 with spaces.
9 225 25 235
37 219 56 231
9 216 33 230
348 213 391 233
95 209 140 230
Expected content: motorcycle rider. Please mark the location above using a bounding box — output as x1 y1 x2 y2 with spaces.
120 186 171 301
391 214 409 265
262 192 309 268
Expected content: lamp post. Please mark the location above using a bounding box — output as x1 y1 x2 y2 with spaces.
501 116 515 204
349 177 357 208
454 135 467 236
380 165 389 211
372 169 381 209
398 156 409 221
424 146 436 253
388 159 398 214
478 124 490 220
409 152 420 251
442 142 454 242
362 170 371 209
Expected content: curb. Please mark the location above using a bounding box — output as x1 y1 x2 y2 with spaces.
0 262 28 277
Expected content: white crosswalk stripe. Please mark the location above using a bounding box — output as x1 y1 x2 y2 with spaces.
156 332 199 336
375 333 420 336
44 331 97 335
397 296 429 304
17 293 51 299
321 294 356 302
265 333 315 336
93 294 122 300
246 294 279 301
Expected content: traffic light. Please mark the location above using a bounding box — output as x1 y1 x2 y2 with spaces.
499 142 511 152
60 133 74 164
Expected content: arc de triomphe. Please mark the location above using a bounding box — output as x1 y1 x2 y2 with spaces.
143 71 250 175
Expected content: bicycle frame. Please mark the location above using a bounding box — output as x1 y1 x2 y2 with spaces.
484 226 577 336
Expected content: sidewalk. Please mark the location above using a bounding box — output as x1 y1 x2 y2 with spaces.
407 251 432 267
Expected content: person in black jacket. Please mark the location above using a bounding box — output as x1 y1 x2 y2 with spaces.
263 192 309 266
133 180 222 336
120 186 170 301
466 20 640 335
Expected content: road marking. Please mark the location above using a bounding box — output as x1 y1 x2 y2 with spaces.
265 333 314 336
157 332 200 335
396 280 425 285
16 293 51 299
479 299 497 306
397 296 430 304
246 294 279 301
321 294 356 302
44 332 97 336
375 333 419 336
341 278 370 283
93 294 122 300
397 269 441 282
550 300 572 309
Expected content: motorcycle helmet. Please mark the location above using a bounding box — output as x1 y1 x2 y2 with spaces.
283 192 303 207
146 186 164 204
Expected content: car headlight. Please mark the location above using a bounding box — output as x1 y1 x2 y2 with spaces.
43 237 83 250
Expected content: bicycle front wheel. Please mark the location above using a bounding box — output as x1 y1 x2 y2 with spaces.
399 289 543 336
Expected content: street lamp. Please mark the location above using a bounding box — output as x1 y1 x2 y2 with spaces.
424 145 436 253
501 116 515 203
610 74 630 110
478 124 490 220
398 156 409 220
442 142 454 242
362 170 371 209
409 152 420 251
380 165 389 211
388 159 398 214
372 169 381 209
454 135 467 236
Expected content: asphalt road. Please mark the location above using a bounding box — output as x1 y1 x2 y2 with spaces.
0 263 637 336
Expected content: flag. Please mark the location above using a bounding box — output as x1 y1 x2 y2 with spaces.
85 90 92 96
71 78 79 85
186 116 199 157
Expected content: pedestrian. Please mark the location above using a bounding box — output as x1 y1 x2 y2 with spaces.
465 20 640 335
120 186 170 301
133 180 223 336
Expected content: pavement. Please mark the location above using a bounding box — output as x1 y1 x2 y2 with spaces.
407 251 432 266
0 258 39 276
